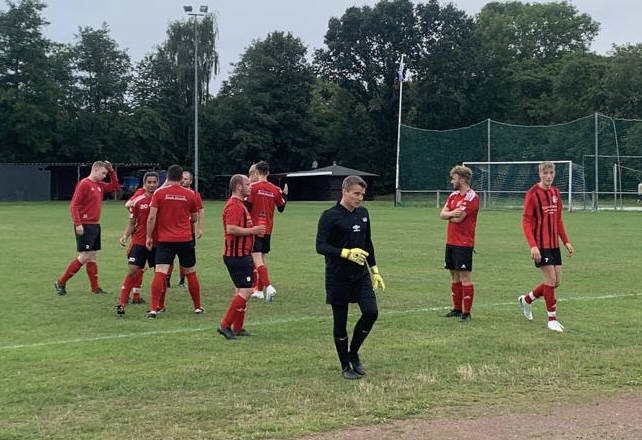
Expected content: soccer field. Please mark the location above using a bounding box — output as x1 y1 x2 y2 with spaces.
1 201 640 439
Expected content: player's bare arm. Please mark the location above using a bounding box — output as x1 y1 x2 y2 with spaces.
226 224 265 236
119 219 136 247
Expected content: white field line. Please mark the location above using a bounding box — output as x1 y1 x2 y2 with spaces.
1 293 634 351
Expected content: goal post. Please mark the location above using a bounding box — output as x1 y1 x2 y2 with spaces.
462 160 587 211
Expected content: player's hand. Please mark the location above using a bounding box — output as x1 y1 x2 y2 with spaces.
282 183 289 195
145 237 153 251
196 228 203 239
565 242 574 257
370 265 386 292
75 225 84 236
103 160 113 172
118 235 128 247
530 246 541 264
340 248 369 266
254 224 266 235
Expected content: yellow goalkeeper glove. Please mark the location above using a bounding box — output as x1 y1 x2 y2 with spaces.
370 265 386 292
340 248 369 266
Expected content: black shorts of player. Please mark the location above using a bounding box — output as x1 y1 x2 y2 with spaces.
223 255 253 288
444 244 474 271
535 248 562 268
76 223 101 252
155 241 196 268
251 235 271 254
325 274 375 305
127 244 156 269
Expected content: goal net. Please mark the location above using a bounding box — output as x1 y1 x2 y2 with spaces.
462 161 588 211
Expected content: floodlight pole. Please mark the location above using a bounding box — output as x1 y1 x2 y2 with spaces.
183 5 208 192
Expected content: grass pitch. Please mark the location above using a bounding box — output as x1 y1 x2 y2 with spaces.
0 201 640 439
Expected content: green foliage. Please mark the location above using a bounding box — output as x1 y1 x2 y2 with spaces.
0 201 641 439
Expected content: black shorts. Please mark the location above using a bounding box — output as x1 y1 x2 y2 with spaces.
535 248 562 268
223 255 253 288
252 235 271 254
76 224 101 252
325 274 375 305
155 241 196 268
128 244 156 269
444 245 474 271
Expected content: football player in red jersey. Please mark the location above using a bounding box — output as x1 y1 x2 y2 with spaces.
245 161 287 302
440 165 479 322
217 174 266 339
54 160 120 295
145 165 203 319
519 161 574 332
115 172 159 314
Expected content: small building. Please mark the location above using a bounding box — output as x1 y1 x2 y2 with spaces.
286 163 378 201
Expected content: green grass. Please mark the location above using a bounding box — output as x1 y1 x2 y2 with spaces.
1 201 640 439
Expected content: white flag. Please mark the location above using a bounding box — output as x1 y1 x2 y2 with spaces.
397 60 406 82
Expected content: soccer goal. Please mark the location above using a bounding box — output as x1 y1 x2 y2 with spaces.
462 161 588 211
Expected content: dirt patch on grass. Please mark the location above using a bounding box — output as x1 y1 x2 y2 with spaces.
298 394 642 439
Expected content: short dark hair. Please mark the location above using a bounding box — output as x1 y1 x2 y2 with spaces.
143 171 159 182
229 174 246 193
167 165 183 182
255 161 269 176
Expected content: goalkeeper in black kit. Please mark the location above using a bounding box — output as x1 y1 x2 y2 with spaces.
316 175 386 380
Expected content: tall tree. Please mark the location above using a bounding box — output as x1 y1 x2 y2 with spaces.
67 24 132 161
0 0 67 161
211 31 317 173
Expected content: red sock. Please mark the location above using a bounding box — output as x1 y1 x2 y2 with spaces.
86 261 99 291
186 272 201 309
119 273 137 306
256 265 270 288
150 272 166 312
132 270 144 300
462 284 474 314
543 285 557 320
221 295 245 328
232 296 248 333
252 268 259 291
451 282 463 311
525 283 545 304
59 259 83 284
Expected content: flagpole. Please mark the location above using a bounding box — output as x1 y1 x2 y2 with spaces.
394 54 405 207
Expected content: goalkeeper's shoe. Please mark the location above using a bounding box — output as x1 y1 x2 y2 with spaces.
348 352 365 376
444 309 462 318
460 313 472 323
518 295 533 321
547 320 564 332
116 305 125 316
146 311 157 319
217 326 237 340
341 366 362 380
54 280 66 296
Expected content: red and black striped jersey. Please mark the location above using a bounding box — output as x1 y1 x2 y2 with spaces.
523 184 569 249
222 196 254 257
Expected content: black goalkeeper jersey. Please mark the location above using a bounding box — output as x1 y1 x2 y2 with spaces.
316 202 377 286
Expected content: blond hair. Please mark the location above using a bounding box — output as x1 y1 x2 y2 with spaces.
450 165 472 184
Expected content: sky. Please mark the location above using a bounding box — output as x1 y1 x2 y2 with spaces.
29 0 642 94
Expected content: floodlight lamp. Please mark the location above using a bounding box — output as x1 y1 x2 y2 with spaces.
199 5 208 13
183 5 193 12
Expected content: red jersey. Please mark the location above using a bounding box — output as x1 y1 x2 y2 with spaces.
128 193 156 246
222 196 254 257
247 180 285 234
70 170 120 225
445 189 479 247
523 184 569 249
150 184 198 242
